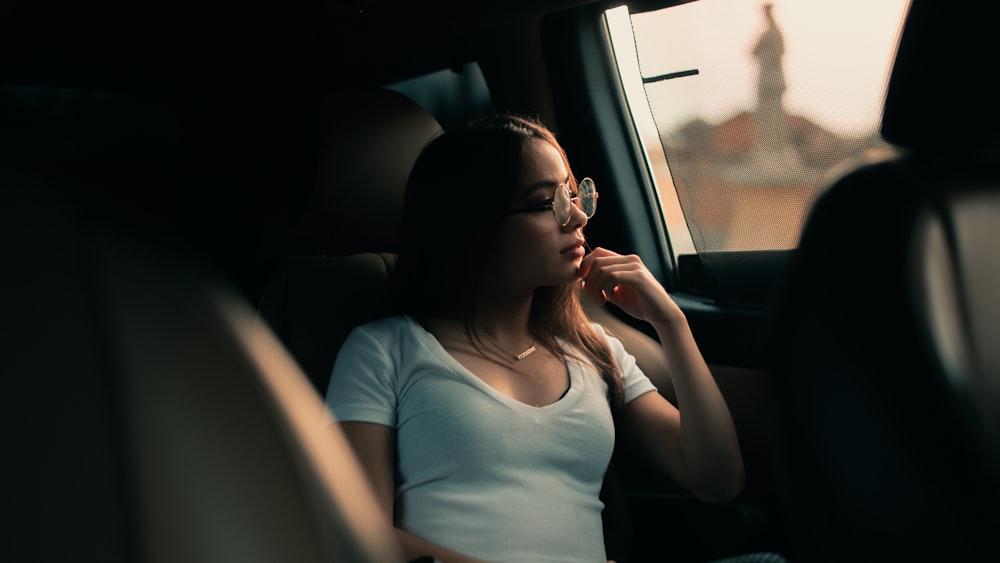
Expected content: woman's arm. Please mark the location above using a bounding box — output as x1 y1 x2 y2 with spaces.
578 248 745 502
621 315 745 502
339 421 492 563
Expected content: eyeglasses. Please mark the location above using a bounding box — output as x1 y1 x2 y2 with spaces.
505 177 598 227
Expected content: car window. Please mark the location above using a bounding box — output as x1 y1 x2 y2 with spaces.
605 0 910 263
386 62 494 131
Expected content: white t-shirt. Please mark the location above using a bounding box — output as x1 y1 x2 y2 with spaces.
326 315 657 563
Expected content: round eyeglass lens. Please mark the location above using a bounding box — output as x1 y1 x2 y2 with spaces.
578 177 597 217
553 184 573 226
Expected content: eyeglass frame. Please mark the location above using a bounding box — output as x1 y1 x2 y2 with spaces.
505 177 598 227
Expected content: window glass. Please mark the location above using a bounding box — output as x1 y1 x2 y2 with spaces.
606 0 910 256
387 62 493 131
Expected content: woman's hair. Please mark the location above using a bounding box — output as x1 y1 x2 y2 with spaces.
390 113 624 409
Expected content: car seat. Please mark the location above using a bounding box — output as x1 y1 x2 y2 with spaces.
766 1 1000 561
256 87 444 396
2 88 403 563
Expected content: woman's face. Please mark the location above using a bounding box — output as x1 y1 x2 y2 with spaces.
486 138 589 293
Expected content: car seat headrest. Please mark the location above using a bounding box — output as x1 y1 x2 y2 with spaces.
297 88 443 255
880 1 999 153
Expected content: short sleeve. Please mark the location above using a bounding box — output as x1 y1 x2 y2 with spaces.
592 323 658 404
325 325 398 427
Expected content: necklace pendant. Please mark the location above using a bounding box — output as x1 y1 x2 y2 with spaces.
515 345 537 361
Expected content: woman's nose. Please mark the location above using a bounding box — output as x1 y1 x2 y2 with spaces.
563 201 588 230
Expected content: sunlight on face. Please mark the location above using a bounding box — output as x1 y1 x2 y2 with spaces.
517 138 569 198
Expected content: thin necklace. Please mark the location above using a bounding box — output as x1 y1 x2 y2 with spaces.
477 331 536 362
514 339 537 361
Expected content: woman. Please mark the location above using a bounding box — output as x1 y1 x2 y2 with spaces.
326 114 744 563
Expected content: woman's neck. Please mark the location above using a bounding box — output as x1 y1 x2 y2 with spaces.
421 298 534 353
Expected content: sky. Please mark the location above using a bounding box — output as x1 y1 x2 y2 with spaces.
612 0 912 137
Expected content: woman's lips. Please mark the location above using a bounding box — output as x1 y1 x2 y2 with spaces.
561 240 585 257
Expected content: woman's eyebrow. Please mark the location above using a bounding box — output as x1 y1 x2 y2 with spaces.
517 181 558 198
518 175 571 196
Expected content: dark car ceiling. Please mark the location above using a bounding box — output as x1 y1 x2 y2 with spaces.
0 1 600 92
1 1 694 93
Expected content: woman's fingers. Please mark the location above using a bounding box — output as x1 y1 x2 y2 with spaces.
581 251 646 298
580 247 677 324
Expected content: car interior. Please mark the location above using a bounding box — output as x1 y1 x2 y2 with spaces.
4 0 998 562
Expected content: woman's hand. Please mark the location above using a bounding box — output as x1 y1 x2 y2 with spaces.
578 247 681 328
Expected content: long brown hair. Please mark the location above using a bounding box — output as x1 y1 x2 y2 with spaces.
390 114 624 409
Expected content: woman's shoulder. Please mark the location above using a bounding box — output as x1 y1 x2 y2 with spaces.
337 315 442 376
337 315 429 368
348 314 420 340
586 320 616 342
585 321 629 357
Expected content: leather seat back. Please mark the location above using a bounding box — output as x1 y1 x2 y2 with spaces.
258 88 443 394
767 1 1000 560
2 87 402 563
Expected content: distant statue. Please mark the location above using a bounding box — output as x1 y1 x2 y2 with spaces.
750 2 806 183
753 3 787 103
